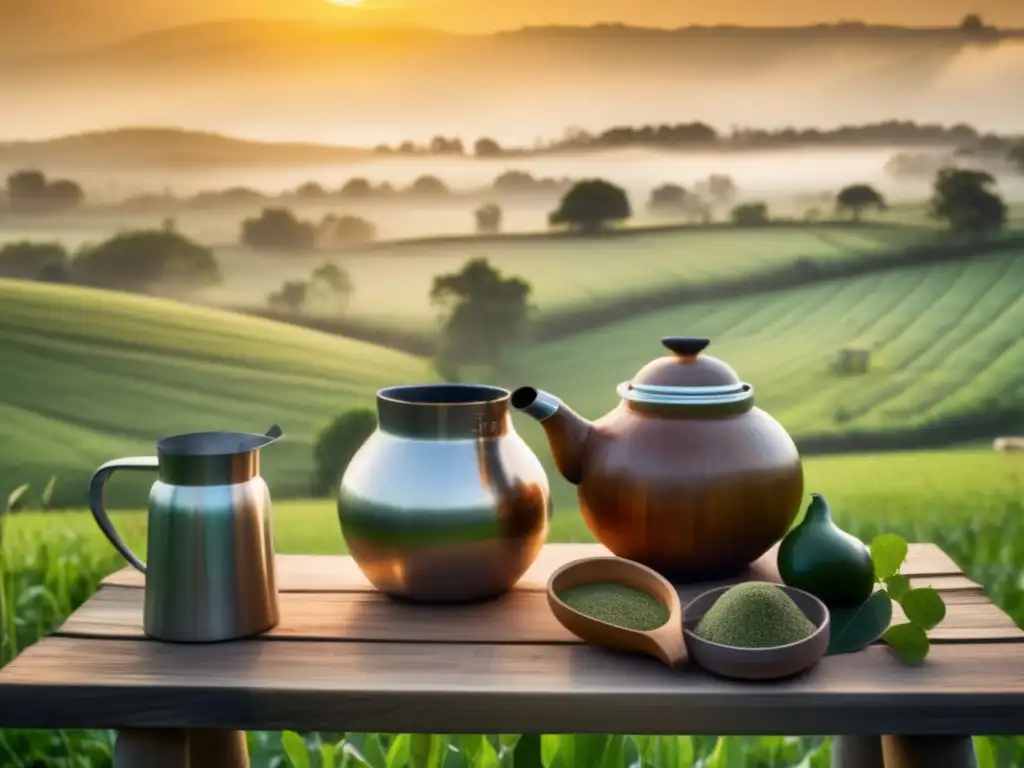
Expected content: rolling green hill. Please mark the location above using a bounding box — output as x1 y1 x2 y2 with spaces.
212 224 934 331
0 278 431 506
513 250 1024 484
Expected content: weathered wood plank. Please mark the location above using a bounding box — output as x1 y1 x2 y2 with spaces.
59 576 1021 645
1 638 1023 735
100 543 963 592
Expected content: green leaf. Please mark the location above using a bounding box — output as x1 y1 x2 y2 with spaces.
900 587 946 631
826 590 893 656
40 476 57 510
282 731 311 768
512 734 542 768
871 533 909 579
884 574 910 601
703 736 745 768
360 735 388 768
573 736 611 768
884 622 930 664
541 735 570 768
386 734 411 768
597 736 627 768
409 735 445 768
973 736 997 768
319 742 337 768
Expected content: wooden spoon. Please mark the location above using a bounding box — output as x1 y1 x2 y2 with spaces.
546 556 687 669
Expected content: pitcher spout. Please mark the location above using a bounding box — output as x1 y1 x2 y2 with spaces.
511 386 592 486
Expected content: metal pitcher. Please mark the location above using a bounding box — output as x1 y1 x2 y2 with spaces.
87 425 283 643
338 384 551 603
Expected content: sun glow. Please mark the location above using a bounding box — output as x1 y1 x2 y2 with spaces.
327 0 364 5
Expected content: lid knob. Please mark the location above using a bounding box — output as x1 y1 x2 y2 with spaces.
661 337 710 357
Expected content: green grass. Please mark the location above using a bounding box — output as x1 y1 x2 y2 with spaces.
0 278 432 507
514 250 1024 478
3 448 1024 766
208 224 932 331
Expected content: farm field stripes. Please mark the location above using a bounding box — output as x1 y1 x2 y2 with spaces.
0 279 431 505
516 251 1024 442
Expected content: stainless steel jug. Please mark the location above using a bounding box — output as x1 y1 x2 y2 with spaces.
87 425 283 643
338 384 551 603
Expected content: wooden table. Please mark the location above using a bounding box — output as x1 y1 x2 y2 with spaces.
1 543 1022 768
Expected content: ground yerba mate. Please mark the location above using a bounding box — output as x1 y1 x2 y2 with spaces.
558 582 670 631
695 582 816 648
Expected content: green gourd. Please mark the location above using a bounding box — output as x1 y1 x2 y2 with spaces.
777 493 875 609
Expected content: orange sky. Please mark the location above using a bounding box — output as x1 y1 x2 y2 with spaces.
363 0 1023 32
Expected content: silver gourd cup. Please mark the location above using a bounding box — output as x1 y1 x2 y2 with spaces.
87 425 283 643
338 384 552 603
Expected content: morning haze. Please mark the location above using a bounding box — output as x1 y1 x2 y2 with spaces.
1 0 1023 763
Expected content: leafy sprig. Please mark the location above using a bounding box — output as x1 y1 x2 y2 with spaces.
870 533 947 663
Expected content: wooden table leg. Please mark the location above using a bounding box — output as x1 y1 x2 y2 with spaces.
188 729 250 768
832 735 884 768
114 729 189 768
881 735 979 768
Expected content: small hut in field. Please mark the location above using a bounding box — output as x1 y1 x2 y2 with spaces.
994 437 1024 453
835 345 872 375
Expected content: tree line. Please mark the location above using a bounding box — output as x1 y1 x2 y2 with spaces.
372 119 1023 158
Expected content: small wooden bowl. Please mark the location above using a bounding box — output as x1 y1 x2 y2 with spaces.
683 583 830 681
547 556 687 669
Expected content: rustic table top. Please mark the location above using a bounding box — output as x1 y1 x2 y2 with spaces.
1 542 1023 736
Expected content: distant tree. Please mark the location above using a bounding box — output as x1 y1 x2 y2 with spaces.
1010 140 1024 172
960 13 985 32
340 178 374 198
5 170 84 213
493 170 536 192
474 203 502 234
474 138 503 157
241 208 317 251
705 174 738 206
6 171 48 207
295 182 326 199
647 183 689 212
929 167 1007 237
267 280 309 313
312 409 378 496
45 179 85 211
731 202 770 226
0 241 70 280
548 179 632 233
408 175 450 196
431 257 532 372
75 230 221 292
37 259 73 283
162 217 177 232
836 184 887 221
316 214 377 247
305 262 354 313
429 136 464 155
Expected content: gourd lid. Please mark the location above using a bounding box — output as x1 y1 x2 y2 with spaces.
616 337 754 407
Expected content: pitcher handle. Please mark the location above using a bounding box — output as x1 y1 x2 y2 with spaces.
87 456 160 574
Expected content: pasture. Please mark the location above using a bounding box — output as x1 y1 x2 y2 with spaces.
3 447 1023 765
0 278 430 506
207 223 934 328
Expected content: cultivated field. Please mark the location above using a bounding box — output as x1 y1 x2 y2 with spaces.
3 246 1024 510
514 250 1024 469
208 223 935 327
0 278 430 506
